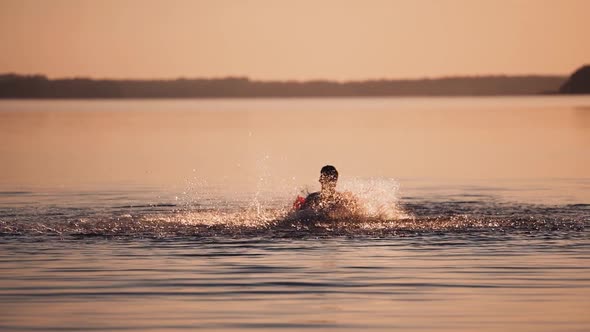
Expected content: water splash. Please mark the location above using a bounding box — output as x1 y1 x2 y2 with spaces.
339 178 409 220
2 202 586 238
0 177 587 238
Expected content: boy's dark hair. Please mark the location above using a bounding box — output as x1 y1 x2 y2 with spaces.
320 165 338 181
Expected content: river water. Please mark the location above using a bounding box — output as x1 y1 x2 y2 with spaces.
0 97 589 331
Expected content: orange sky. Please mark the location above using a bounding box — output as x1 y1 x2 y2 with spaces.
1 0 588 80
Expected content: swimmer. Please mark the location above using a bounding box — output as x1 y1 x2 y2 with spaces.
294 165 362 219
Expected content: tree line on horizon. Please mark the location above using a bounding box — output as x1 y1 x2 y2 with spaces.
0 73 569 98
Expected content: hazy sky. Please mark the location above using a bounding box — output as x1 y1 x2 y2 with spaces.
1 0 588 80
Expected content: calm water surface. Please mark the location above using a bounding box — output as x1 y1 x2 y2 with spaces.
0 97 589 331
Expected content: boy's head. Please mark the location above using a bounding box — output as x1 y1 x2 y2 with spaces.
319 165 338 191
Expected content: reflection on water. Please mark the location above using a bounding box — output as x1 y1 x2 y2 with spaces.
575 107 590 131
0 97 589 331
0 96 589 192
1 236 589 331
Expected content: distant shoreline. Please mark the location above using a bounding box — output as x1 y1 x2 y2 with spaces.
0 73 566 98
0 94 578 101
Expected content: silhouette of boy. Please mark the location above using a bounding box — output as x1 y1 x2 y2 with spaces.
295 165 361 218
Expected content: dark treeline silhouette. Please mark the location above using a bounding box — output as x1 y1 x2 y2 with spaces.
559 65 590 94
0 73 566 98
